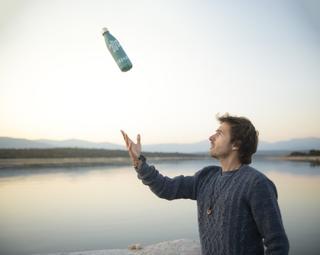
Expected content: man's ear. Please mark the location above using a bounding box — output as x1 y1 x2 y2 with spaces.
232 141 240 151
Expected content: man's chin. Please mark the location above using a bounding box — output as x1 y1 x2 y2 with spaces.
209 150 218 159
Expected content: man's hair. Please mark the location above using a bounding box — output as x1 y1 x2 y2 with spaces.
217 113 259 164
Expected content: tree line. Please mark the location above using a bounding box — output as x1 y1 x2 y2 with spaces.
0 148 203 159
289 149 320 156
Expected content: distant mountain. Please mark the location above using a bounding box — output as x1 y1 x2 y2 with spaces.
258 137 320 151
36 139 123 150
0 136 319 153
144 137 320 153
0 137 52 149
0 137 124 150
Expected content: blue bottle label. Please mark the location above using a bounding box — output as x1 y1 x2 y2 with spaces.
103 30 132 72
108 40 121 53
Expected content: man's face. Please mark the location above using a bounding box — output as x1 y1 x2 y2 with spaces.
209 122 235 159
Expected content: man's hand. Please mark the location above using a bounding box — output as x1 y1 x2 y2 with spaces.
120 130 141 168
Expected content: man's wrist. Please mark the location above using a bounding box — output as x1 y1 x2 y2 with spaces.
138 154 145 160
134 154 146 170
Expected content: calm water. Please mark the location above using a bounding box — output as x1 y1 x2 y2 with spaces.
0 157 319 255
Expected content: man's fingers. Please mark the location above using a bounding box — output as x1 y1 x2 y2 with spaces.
120 130 138 152
127 135 134 146
128 141 132 153
125 134 129 145
125 134 130 148
128 142 135 160
120 130 128 147
120 130 126 139
122 132 139 166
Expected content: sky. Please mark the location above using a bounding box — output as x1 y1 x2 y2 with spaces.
0 0 319 145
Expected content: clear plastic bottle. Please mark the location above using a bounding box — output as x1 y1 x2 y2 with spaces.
102 27 132 72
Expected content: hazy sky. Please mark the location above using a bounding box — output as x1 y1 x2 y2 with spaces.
0 0 319 144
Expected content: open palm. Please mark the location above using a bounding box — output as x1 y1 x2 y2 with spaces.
120 130 141 165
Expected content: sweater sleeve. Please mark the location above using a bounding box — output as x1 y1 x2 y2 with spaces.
134 154 203 201
248 177 290 255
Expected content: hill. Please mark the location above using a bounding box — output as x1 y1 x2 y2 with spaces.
1 136 319 153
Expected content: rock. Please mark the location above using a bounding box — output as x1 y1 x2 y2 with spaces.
128 243 143 250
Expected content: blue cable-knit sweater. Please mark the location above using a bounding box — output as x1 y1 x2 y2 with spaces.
135 155 289 255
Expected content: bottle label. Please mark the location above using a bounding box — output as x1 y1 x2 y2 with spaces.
108 40 121 53
117 55 130 65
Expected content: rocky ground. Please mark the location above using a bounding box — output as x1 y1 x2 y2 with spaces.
34 239 201 255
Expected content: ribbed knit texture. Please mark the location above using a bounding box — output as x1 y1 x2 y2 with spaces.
135 155 289 255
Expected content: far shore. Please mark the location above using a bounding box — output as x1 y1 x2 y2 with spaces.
0 148 210 169
1 150 319 169
0 155 209 169
271 155 320 165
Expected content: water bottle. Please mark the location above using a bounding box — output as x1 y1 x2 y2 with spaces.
102 27 133 72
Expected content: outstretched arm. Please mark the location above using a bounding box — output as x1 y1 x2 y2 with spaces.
120 130 202 200
134 154 202 200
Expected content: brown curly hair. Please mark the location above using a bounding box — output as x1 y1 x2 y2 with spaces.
217 113 259 164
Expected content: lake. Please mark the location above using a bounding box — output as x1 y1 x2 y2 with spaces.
0 156 319 255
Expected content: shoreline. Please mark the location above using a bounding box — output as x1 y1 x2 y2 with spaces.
0 156 209 169
1 154 319 169
271 155 320 165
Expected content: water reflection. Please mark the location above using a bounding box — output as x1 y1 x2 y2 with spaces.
0 158 319 255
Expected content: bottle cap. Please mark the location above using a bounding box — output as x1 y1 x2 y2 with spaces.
102 27 109 35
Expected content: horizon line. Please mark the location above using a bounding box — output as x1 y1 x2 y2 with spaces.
1 135 320 145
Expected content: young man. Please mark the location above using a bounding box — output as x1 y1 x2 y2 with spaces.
121 114 289 255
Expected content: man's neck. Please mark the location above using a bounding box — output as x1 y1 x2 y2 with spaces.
220 156 242 172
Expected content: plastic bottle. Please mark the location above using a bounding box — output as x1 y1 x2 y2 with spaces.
102 27 132 72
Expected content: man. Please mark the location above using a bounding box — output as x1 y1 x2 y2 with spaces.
120 113 289 255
